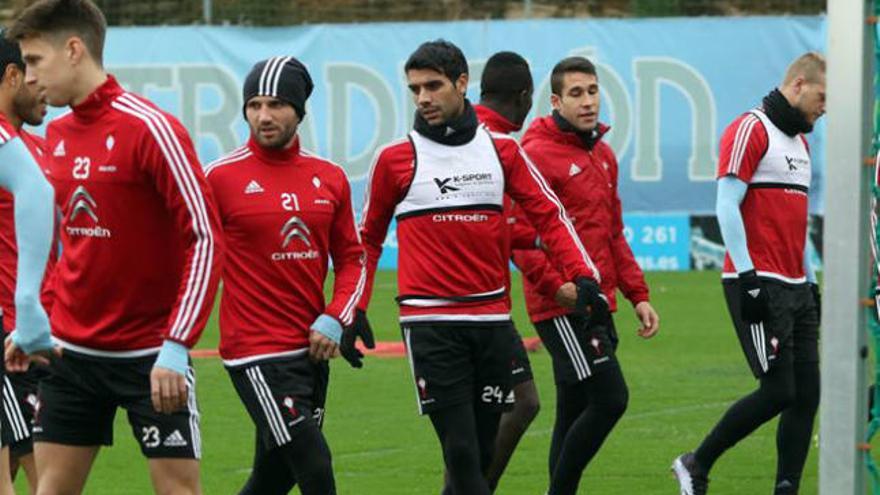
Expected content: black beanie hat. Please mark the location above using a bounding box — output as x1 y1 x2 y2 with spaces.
243 56 313 119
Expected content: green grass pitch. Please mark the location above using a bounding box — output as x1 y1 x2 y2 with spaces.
14 271 819 494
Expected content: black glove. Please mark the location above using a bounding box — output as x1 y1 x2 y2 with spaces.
340 309 375 369
739 270 770 324
574 277 609 325
809 282 821 322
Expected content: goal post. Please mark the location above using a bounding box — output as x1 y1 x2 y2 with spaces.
820 1 874 494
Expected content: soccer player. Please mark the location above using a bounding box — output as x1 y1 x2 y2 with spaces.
8 1 224 493
511 56 660 495
205 56 368 495
359 40 605 495
473 51 541 492
0 47 55 495
0 33 54 495
672 52 825 495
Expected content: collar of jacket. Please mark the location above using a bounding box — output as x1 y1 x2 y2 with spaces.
247 134 302 164
550 110 610 151
72 75 124 122
474 104 520 134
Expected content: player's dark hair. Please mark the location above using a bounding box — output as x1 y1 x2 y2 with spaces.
550 56 597 96
480 51 532 103
405 39 468 83
9 0 107 65
0 31 25 74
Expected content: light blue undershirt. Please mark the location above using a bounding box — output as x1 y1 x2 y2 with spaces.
0 138 54 353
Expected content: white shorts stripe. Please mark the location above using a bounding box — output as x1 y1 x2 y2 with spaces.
3 378 28 441
560 316 592 378
185 368 201 459
553 317 587 380
245 366 291 445
750 323 768 373
402 327 423 415
1 398 20 441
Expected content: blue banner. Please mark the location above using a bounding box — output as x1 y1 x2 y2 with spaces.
623 214 691 271
45 17 824 270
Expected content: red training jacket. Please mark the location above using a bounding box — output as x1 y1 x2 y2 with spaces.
46 76 224 355
206 136 366 365
474 104 539 253
513 115 649 323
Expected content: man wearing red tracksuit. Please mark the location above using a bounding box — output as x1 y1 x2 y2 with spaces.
0 34 55 492
359 41 605 495
10 1 224 492
511 56 659 495
471 51 541 494
206 56 366 495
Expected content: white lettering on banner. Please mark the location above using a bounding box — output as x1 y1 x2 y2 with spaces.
112 50 719 185
635 256 681 270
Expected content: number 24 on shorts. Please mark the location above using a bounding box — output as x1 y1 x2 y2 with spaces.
481 385 505 404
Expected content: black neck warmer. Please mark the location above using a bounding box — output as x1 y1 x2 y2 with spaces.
552 110 601 150
413 99 479 146
762 88 812 137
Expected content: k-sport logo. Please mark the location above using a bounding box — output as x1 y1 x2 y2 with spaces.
66 185 111 238
272 216 318 261
784 155 808 171
433 173 493 195
433 178 459 194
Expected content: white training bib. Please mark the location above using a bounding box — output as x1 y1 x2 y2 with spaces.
394 126 505 219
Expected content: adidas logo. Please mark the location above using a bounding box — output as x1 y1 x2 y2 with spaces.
244 180 264 194
53 140 66 157
162 430 188 448
569 163 582 176
748 289 761 298
775 480 794 491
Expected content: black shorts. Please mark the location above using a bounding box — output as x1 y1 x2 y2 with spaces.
535 313 620 385
227 354 329 450
509 323 533 387
2 325 42 454
35 350 201 459
723 280 819 378
4 367 41 457
402 322 514 415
